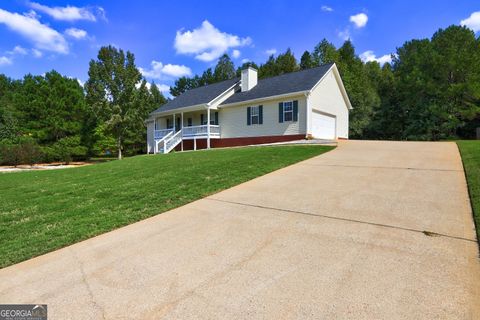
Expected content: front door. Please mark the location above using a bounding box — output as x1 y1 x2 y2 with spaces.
176 117 181 131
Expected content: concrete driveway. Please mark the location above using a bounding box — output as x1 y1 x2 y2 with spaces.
1 140 479 319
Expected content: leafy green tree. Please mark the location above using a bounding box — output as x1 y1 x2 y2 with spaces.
300 50 315 70
275 48 298 74
85 46 149 159
199 68 216 86
312 39 339 66
149 82 167 107
170 76 198 97
258 55 277 78
336 41 379 137
13 71 88 146
214 54 236 81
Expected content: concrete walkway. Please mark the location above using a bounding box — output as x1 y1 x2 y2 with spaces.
1 141 479 319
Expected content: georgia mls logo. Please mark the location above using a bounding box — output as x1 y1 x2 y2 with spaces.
0 304 47 320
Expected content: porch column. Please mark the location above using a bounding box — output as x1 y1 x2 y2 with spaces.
207 107 211 149
153 118 156 154
173 113 176 132
181 112 184 151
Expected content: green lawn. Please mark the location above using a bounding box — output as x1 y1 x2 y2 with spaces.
0 145 333 268
457 141 480 243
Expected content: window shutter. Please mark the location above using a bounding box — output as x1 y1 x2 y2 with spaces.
247 107 251 125
214 112 219 125
293 100 298 121
259 105 263 124
278 102 284 123
201 114 204 125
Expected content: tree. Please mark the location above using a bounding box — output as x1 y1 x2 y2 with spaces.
258 55 277 78
149 82 167 107
275 49 298 74
312 39 339 66
300 50 315 70
214 54 236 81
199 68 216 86
85 46 149 159
170 76 197 97
336 41 379 137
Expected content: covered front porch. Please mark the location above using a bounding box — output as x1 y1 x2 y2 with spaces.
153 108 220 153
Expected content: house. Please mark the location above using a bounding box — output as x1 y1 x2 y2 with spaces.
146 63 352 153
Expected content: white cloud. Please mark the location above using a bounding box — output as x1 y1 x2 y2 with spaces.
338 29 351 41
241 58 250 64
140 60 192 79
350 13 368 28
360 50 392 65
155 84 170 92
461 11 480 32
174 20 252 62
32 48 43 58
27 2 102 22
0 56 12 65
232 49 241 58
7 45 27 55
265 48 277 55
0 8 68 54
321 5 333 12
76 79 85 87
65 28 87 39
141 82 170 93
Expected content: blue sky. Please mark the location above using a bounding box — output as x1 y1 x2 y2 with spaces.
0 1 479 93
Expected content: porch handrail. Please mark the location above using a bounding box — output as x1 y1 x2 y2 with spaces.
154 128 174 140
182 125 220 137
154 131 173 154
164 129 183 153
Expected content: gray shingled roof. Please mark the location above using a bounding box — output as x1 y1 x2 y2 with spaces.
223 63 333 105
153 63 333 114
152 78 239 113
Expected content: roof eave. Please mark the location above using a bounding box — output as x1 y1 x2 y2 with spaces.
149 103 208 118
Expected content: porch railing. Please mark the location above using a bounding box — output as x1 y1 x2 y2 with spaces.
182 125 220 137
154 129 173 140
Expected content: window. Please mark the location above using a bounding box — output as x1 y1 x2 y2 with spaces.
166 118 172 129
247 106 263 125
187 118 192 126
250 106 260 125
283 101 293 122
201 112 218 125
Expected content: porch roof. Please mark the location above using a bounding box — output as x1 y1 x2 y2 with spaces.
151 78 239 115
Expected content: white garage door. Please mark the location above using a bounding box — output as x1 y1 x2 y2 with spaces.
312 111 336 139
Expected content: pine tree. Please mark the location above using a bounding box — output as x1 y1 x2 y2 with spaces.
214 54 236 81
300 51 315 70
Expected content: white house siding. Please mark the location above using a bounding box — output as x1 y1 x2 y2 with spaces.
218 95 307 139
308 70 349 139
146 121 154 153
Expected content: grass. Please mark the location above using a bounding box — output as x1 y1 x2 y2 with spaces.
0 145 333 268
457 140 480 243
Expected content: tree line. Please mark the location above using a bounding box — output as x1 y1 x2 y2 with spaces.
0 46 166 164
0 25 479 165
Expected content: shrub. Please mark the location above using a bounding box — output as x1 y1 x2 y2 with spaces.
51 136 88 164
0 137 43 166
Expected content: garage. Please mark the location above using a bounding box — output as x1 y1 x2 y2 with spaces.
312 111 336 139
